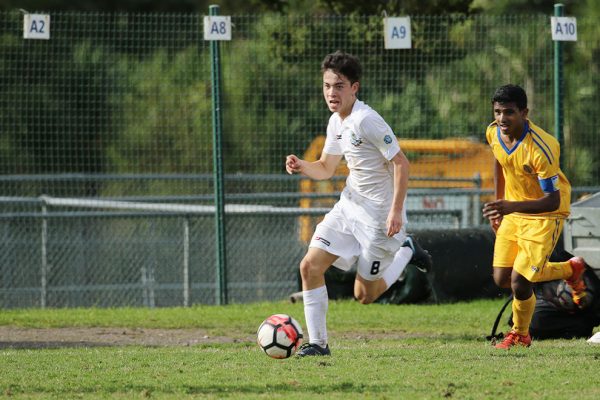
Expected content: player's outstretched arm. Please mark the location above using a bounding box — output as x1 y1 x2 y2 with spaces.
285 152 342 180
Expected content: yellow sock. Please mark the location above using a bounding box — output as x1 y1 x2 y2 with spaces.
512 293 536 336
534 261 572 282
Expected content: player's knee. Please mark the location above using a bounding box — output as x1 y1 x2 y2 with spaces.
493 275 510 288
511 272 533 299
299 257 322 280
493 268 511 288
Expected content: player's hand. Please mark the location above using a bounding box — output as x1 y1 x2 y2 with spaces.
482 199 513 219
489 216 502 234
386 209 403 237
285 155 303 175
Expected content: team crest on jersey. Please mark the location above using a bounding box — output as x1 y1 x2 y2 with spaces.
530 265 539 273
350 132 363 147
523 164 534 174
384 135 393 144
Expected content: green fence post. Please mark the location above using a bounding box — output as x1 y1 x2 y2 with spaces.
554 3 564 167
209 4 227 305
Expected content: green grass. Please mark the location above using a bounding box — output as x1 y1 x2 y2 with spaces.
1 299 599 399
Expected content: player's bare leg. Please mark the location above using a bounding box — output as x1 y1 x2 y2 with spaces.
493 267 512 289
299 247 337 290
354 275 387 304
354 241 416 304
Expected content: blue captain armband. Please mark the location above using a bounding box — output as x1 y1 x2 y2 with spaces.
539 175 559 193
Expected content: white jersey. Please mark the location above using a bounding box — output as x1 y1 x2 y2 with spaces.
322 99 406 228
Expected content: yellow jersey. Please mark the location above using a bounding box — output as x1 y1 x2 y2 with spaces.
485 119 571 218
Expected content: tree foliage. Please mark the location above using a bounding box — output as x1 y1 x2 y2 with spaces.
1 0 600 197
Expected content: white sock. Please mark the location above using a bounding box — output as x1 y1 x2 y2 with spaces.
303 285 328 347
382 246 413 288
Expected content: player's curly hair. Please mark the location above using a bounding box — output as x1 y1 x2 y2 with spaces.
321 51 362 84
492 84 528 110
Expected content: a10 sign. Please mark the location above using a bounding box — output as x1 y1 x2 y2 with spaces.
551 17 577 41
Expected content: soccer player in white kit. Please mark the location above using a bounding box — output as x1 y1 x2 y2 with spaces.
286 51 418 356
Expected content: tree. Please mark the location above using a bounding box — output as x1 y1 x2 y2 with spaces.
0 0 290 13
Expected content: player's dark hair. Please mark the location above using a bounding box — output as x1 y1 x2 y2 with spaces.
321 51 362 84
492 84 528 110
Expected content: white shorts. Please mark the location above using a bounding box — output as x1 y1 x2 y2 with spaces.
309 194 407 281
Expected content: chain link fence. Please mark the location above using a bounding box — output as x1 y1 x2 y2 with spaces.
0 204 305 307
1 10 599 307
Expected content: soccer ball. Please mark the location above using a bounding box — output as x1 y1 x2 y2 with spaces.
257 314 303 359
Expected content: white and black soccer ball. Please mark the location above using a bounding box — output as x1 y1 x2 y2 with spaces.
257 314 303 359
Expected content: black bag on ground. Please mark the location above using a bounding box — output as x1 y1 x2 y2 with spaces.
528 268 600 339
489 250 600 340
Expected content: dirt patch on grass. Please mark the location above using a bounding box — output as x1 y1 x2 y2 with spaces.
0 327 432 349
0 327 249 349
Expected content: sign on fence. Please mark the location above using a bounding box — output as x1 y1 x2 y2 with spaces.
23 14 50 39
384 17 412 49
551 17 577 41
203 16 232 41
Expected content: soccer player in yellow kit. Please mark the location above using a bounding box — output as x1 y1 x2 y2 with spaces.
483 84 587 349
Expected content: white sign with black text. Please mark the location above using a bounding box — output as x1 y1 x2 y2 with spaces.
23 14 50 39
551 17 577 41
384 17 412 49
204 16 232 41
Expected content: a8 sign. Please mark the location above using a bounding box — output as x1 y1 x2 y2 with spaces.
203 16 232 41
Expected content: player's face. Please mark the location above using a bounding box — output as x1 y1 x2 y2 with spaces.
323 69 359 119
493 101 529 137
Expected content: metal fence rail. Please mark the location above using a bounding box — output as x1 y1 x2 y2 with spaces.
2 186 598 308
0 194 465 308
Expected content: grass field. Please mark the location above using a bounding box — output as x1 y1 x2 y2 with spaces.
1 299 599 399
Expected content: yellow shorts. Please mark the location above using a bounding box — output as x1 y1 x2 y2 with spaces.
493 214 564 282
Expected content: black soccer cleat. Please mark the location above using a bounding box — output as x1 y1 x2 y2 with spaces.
402 235 433 273
296 343 331 357
288 291 304 304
